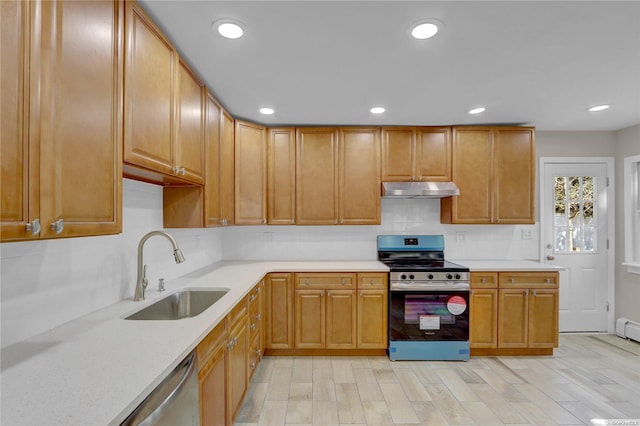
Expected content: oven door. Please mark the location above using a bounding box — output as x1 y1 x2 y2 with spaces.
389 290 469 341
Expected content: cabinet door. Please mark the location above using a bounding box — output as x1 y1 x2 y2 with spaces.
357 289 388 349
204 92 222 227
175 58 204 184
442 127 493 224
326 290 357 349
415 127 452 181
381 127 416 181
124 0 174 175
199 341 226 426
528 289 559 348
1 0 37 241
296 128 338 224
494 127 535 224
235 121 266 224
265 273 294 349
295 289 325 348
39 0 122 238
267 128 296 225
227 317 248 422
220 110 235 225
498 289 529 348
470 289 498 348
339 128 380 225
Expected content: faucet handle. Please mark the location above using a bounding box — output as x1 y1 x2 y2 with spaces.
158 278 165 292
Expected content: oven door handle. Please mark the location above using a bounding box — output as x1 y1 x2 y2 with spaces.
390 282 470 291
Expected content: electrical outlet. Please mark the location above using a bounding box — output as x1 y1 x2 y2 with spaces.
521 229 533 240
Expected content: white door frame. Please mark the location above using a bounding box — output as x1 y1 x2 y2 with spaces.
539 157 616 333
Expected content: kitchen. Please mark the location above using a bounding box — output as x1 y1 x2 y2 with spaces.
2 1 640 425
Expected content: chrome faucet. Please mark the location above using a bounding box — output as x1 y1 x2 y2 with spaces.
134 231 186 301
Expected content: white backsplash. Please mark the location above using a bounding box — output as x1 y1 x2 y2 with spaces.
1 183 539 348
222 198 540 261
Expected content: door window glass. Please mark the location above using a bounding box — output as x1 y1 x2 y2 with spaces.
554 176 596 253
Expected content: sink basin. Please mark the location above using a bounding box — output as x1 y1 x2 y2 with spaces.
125 288 229 320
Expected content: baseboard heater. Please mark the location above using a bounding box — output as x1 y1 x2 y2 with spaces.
615 317 640 343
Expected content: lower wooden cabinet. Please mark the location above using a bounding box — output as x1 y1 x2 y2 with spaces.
197 321 227 426
226 300 248 423
471 271 559 355
265 273 294 349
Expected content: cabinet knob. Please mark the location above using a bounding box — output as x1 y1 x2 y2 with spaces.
180 167 186 176
250 362 256 370
256 314 261 321
545 277 551 283
481 277 486 284
533 290 537 296
510 277 515 283
250 323 256 331
25 219 41 235
525 289 529 296
50 219 64 234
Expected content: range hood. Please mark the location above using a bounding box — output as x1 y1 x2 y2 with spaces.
381 181 460 199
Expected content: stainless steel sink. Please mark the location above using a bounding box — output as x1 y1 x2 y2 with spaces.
125 288 229 320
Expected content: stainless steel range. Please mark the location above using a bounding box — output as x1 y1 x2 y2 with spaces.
378 235 470 361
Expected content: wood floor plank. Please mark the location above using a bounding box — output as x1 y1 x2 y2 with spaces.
336 382 366 424
237 335 640 426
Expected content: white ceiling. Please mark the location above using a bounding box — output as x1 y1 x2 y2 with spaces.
138 1 640 131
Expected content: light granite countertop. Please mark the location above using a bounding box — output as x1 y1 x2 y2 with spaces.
0 258 560 425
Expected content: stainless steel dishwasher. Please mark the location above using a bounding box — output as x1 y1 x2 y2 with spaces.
121 352 199 426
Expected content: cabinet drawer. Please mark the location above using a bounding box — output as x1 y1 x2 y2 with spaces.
499 272 559 289
228 296 247 326
358 273 388 289
470 272 498 289
295 273 356 289
196 320 226 369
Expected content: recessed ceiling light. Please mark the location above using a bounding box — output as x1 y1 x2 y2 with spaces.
468 107 486 115
259 107 274 115
587 104 610 112
370 107 386 114
214 20 244 39
410 20 441 40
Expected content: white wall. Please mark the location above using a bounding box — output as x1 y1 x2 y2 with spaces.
614 124 640 323
0 180 223 349
222 198 539 261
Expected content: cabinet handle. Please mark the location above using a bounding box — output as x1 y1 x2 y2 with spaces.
341 279 346 285
360 291 363 297
250 362 256 370
172 166 179 174
496 218 501 223
370 279 375 285
481 277 486 284
305 279 309 286
525 289 529 296
249 294 255 302
180 167 186 176
545 278 551 284
250 323 256 331
471 290 474 295
510 278 515 283
256 314 261 321
25 219 41 235
255 349 261 356
327 291 331 297
50 219 64 234
533 290 537 296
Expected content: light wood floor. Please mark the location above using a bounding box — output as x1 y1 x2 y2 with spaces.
235 334 640 425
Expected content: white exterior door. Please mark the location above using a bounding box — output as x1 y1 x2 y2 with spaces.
540 159 613 332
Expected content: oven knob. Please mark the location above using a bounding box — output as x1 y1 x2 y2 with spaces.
454 273 461 279
409 274 415 280
428 274 434 280
401 274 407 280
446 273 453 280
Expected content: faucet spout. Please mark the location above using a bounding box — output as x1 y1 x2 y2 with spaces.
134 231 186 301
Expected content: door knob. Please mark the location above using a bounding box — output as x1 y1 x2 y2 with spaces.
546 255 555 261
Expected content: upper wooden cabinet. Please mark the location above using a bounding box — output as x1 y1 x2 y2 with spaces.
235 121 267 224
441 126 535 224
382 127 452 182
339 128 381 225
1 0 123 242
296 128 339 225
220 110 235 226
296 127 380 225
268 128 296 225
204 93 223 227
123 0 204 185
